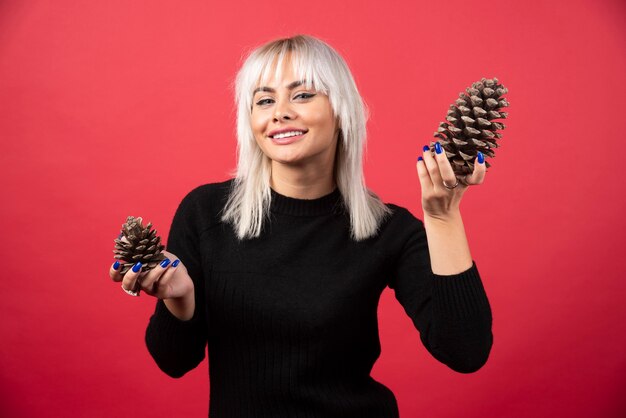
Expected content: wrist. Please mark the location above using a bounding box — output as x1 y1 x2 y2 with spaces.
163 287 195 321
424 210 462 225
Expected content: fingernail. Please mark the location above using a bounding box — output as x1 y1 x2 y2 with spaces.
172 259 180 267
417 156 423 162
422 145 429 152
132 262 142 273
435 142 442 154
113 261 120 270
478 151 484 164
117 232 123 239
160 258 171 268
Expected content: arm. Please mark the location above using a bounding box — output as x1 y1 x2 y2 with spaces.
389 208 493 373
144 188 208 378
397 140 494 372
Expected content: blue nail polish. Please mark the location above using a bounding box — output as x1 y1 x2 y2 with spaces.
132 262 142 273
435 142 442 154
478 152 484 164
172 259 180 267
160 258 171 268
417 156 423 162
117 232 123 239
113 261 120 270
422 145 429 152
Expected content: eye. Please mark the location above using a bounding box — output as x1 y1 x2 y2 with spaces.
255 98 274 106
295 93 316 100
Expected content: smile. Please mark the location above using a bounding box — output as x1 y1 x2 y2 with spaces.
270 132 306 145
271 130 306 139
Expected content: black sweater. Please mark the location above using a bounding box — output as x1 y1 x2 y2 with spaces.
145 178 493 418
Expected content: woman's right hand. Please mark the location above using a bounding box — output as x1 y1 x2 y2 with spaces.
109 249 195 321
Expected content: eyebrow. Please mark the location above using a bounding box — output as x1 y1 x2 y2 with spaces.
252 79 308 96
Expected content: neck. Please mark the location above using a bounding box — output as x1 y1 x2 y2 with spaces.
270 165 336 200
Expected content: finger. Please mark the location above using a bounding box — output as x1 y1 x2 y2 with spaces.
121 262 144 294
139 258 172 295
111 233 129 282
416 154 434 195
465 151 486 185
421 142 442 188
110 260 123 282
152 259 181 298
432 141 458 190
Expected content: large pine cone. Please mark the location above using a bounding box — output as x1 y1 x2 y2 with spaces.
430 77 509 183
113 216 166 276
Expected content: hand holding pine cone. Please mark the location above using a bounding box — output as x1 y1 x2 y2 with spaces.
113 216 166 276
109 216 195 317
430 77 509 181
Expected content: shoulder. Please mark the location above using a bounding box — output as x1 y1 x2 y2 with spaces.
375 201 428 260
382 201 424 229
174 178 234 230
179 178 233 207
376 201 426 249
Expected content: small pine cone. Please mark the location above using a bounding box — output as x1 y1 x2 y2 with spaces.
431 77 509 182
113 216 166 276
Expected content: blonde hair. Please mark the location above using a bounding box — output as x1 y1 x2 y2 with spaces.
221 34 393 241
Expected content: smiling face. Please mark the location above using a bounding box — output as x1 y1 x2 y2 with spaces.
250 54 340 171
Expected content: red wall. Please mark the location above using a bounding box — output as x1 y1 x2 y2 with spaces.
1 0 624 417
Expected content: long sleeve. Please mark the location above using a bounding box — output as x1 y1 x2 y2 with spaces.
141 179 494 416
388 207 493 373
145 188 208 378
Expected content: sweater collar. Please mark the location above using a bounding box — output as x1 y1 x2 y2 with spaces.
270 186 344 216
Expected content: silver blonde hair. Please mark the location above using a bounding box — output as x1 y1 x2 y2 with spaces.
221 34 393 241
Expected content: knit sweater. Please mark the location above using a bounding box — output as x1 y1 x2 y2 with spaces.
145 178 493 418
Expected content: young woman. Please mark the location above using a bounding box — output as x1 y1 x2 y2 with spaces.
110 34 493 417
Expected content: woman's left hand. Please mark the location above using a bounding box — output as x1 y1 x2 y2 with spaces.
416 141 486 221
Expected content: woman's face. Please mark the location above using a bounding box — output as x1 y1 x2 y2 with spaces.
251 56 339 170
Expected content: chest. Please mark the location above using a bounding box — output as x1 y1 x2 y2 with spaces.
199 216 390 338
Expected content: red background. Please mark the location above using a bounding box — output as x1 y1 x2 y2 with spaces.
1 0 625 417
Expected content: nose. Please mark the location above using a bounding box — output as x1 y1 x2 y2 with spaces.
273 98 295 121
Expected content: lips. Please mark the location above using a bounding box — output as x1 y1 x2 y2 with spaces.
270 132 306 145
267 127 309 138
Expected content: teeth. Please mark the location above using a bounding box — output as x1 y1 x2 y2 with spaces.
273 131 304 139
